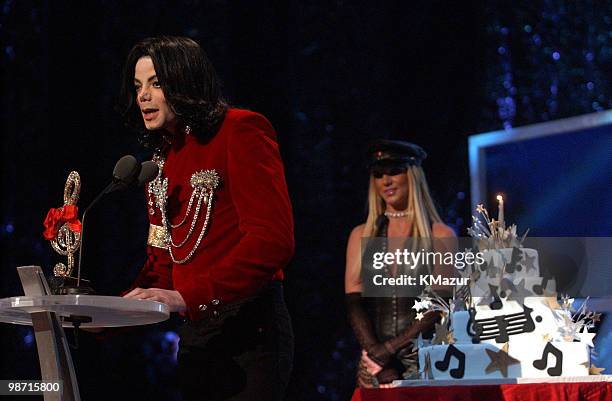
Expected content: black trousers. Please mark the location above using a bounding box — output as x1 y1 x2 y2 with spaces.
177 282 293 401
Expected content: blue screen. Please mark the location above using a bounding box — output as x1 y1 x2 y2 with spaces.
484 125 612 236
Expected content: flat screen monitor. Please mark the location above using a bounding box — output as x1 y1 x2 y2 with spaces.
469 110 612 236
468 110 612 370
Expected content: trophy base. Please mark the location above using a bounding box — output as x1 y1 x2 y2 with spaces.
49 276 95 295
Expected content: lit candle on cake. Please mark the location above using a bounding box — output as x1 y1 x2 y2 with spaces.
496 195 504 227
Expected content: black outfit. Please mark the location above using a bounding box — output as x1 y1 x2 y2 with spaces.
347 217 438 386
364 297 419 378
178 282 293 401
347 139 438 386
365 217 421 378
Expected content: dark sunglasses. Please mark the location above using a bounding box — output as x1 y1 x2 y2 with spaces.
371 166 407 178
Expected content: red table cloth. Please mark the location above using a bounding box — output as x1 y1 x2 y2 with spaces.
351 382 611 401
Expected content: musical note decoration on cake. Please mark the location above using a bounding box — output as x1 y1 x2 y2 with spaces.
467 305 537 344
434 344 465 379
416 199 602 380
533 342 563 376
532 276 554 295
503 247 521 273
476 283 503 310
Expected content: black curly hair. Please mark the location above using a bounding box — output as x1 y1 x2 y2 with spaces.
120 36 228 149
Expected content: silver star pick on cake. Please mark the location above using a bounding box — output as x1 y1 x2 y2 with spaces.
576 326 596 348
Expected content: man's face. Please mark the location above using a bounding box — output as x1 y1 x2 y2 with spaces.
134 56 177 132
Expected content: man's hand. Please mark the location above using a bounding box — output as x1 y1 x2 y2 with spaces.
123 288 187 313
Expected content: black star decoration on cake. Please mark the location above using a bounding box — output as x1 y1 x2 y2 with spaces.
524 252 537 273
484 343 520 378
505 278 533 305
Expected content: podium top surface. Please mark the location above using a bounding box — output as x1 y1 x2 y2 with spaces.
0 295 170 327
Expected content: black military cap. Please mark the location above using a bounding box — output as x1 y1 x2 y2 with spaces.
367 139 427 168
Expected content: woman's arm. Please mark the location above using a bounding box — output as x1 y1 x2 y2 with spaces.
345 224 365 294
345 225 380 357
345 225 379 349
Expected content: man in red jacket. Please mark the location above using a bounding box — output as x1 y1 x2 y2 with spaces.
120 36 294 401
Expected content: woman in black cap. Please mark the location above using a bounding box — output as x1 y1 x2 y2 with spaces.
344 139 456 387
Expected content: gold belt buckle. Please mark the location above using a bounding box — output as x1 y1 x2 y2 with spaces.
147 224 168 249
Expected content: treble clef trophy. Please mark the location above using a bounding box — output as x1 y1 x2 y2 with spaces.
0 158 168 401
43 171 94 294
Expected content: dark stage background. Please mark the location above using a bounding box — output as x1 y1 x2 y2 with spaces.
1 1 611 400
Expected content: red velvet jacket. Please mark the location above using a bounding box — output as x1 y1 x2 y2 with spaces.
131 109 294 321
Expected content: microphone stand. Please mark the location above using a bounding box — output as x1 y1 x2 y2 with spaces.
50 157 155 295
74 181 117 290
53 180 123 295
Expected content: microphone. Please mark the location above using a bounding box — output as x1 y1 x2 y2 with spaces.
74 155 147 290
106 155 141 193
136 160 159 186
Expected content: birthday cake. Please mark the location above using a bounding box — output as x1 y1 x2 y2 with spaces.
415 199 600 380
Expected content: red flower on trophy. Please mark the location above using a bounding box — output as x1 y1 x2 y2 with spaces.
43 205 82 240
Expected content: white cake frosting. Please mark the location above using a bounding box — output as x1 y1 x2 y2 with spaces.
417 248 593 380
419 341 589 380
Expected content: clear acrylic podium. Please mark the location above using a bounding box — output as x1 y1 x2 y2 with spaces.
0 266 170 401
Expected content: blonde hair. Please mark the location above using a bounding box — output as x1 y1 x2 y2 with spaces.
362 165 441 239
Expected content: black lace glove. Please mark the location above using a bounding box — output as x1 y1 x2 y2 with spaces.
366 342 396 368
367 310 441 366
377 367 401 384
345 292 378 350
